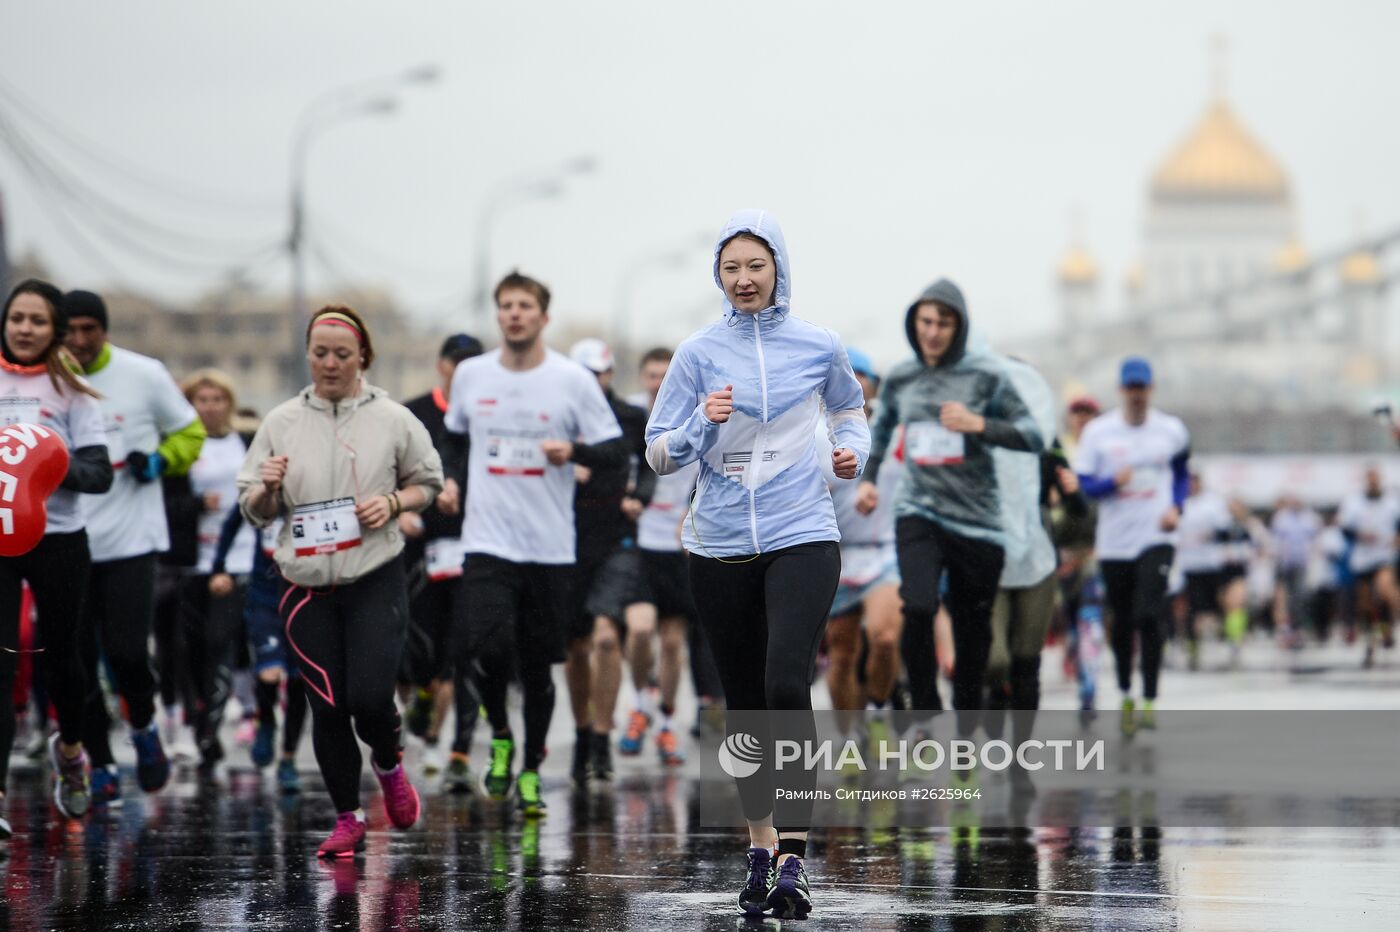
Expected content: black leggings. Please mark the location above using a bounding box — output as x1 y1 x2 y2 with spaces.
688 618 723 702
0 531 91 789
895 516 1004 736
1100 545 1174 700
280 557 409 814
688 540 840 831
459 556 571 772
154 564 189 712
179 575 247 755
82 553 159 768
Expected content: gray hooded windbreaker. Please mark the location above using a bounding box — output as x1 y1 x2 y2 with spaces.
865 279 1043 546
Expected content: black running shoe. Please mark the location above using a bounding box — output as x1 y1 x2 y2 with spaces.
738 846 773 915
767 856 812 920
590 732 613 782
405 690 433 739
571 733 590 789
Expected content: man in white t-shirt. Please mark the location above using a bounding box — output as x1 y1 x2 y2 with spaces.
1074 356 1189 735
63 290 206 798
1337 465 1400 667
442 272 624 817
1174 472 1230 669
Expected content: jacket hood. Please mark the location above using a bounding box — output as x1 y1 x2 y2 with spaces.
904 278 968 368
713 209 791 320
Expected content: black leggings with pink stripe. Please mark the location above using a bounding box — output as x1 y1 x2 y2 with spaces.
279 556 408 813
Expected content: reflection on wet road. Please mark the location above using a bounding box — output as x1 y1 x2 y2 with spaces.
4 764 1397 931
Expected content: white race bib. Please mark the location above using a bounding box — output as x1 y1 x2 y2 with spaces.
425 537 467 582
721 450 777 480
291 498 361 557
486 435 546 476
0 397 40 427
263 517 284 558
906 421 966 466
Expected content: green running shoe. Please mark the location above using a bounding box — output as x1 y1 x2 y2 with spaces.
516 769 546 818
483 736 515 800
1139 699 1157 730
1121 697 1137 737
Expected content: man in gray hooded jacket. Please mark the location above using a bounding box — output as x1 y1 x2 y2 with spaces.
858 279 1043 738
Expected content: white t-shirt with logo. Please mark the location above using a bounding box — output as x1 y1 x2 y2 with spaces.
80 346 200 562
189 432 256 575
1174 490 1229 574
446 349 622 565
0 368 107 534
1338 489 1400 574
1073 408 1190 561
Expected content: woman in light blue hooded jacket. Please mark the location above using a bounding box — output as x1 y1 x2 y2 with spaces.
645 209 870 920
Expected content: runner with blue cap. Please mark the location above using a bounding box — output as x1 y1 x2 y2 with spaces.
1073 355 1191 735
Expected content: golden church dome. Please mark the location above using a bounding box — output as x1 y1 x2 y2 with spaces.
1340 249 1381 285
1274 239 1308 273
1058 245 1097 284
1151 101 1289 199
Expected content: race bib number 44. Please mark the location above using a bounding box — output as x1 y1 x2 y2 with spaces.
487 435 546 476
906 421 966 466
291 498 361 556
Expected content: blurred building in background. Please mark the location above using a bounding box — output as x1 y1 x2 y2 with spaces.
1028 82 1397 455
101 283 437 414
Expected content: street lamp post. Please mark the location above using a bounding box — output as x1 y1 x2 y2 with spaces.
611 234 712 354
471 157 596 332
285 66 439 392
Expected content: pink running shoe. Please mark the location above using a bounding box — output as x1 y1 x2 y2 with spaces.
374 762 421 829
317 813 367 859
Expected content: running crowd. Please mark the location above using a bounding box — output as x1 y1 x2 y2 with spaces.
0 209 1393 919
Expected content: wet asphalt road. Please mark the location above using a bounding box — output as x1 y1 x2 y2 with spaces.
4 636 1400 930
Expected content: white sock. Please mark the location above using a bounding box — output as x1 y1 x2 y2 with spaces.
636 688 654 719
658 707 673 731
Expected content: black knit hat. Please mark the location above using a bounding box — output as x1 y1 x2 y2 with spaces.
60 289 108 331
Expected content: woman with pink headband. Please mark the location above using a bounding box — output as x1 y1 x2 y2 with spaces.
237 304 444 858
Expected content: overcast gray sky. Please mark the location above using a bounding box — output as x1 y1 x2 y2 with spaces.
1 1 1396 369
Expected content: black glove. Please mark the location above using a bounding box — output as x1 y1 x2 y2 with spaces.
125 450 165 484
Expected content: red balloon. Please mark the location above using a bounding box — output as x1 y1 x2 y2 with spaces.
0 423 70 558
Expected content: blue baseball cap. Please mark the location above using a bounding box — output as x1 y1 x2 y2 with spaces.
1120 356 1153 387
846 348 878 381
